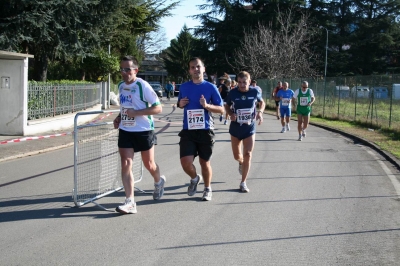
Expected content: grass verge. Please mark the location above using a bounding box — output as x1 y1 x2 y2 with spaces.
310 116 400 159
265 109 400 159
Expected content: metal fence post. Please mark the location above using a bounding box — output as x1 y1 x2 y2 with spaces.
53 86 56 117
389 77 393 128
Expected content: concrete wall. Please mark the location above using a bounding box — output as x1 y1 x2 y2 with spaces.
0 50 108 136
25 104 102 136
0 58 27 135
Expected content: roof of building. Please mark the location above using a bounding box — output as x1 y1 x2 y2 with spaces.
0 51 34 60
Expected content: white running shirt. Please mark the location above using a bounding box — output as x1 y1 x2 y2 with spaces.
118 78 161 132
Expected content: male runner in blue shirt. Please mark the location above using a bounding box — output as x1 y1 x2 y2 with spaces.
276 82 295 133
177 57 224 201
225 71 265 192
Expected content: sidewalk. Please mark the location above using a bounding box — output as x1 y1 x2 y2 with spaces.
0 106 120 162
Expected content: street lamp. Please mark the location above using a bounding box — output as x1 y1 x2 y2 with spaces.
320 26 328 118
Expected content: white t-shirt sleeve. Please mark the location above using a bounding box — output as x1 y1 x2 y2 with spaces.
142 81 160 106
293 89 299 98
309 89 315 97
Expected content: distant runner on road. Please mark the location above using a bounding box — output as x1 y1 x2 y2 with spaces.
272 81 283 120
293 81 315 141
276 82 295 133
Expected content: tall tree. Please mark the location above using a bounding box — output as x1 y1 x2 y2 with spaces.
232 7 316 79
0 0 125 81
161 25 200 82
0 0 179 81
193 0 308 77
349 0 400 74
315 0 400 76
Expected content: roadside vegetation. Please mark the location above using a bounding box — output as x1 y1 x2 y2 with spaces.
265 107 400 159
311 117 400 159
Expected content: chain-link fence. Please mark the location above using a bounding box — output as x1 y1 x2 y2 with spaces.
28 83 101 120
258 75 400 130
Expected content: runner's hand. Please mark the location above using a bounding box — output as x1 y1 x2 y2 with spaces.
126 108 137 118
256 112 263 125
200 95 206 107
113 116 121 129
179 97 189 108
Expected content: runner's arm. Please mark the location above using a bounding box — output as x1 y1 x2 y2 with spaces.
127 104 162 117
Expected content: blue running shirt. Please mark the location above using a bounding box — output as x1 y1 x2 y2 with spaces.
178 81 223 130
225 88 262 125
276 89 295 109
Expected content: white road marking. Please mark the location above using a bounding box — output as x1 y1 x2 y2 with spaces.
367 149 400 199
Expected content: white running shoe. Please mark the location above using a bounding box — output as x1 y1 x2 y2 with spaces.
240 182 250 193
153 175 166 200
201 188 212 201
281 127 286 133
298 135 303 141
286 124 290 131
302 130 306 137
116 198 137 214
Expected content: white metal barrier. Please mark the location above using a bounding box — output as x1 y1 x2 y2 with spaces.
72 110 143 210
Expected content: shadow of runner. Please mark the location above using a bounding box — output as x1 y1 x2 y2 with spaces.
0 193 120 223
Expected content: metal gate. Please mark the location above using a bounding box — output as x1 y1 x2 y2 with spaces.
72 110 143 210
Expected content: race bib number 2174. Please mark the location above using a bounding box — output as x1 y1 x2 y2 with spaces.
187 109 205 129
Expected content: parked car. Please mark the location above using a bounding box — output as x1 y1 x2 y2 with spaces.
150 83 163 98
174 84 181 96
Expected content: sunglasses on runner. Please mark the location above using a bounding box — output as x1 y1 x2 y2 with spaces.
120 67 136 73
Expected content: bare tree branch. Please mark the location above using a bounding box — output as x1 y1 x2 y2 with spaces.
231 6 317 79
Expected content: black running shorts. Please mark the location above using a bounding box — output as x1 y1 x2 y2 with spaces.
178 129 215 161
118 129 157 151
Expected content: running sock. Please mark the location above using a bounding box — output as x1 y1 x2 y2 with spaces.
155 178 163 185
192 175 199 183
204 186 212 191
126 197 134 202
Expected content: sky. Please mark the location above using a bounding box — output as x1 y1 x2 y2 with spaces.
160 0 208 46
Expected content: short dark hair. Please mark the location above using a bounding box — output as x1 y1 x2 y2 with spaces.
188 57 205 68
251 80 257 83
121 55 139 67
237 71 251 80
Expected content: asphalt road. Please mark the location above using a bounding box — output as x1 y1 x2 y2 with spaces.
1 101 400 265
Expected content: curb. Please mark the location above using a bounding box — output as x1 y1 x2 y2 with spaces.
262 109 400 171
0 142 74 163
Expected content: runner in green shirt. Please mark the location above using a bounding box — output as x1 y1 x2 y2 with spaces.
293 81 315 141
